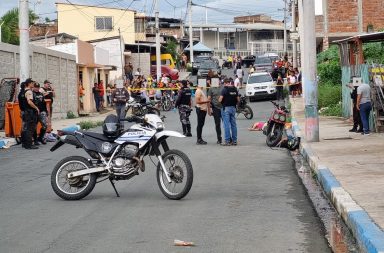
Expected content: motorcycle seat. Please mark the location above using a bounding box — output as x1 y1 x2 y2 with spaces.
83 132 115 142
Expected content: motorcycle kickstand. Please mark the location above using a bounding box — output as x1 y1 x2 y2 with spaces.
109 178 120 197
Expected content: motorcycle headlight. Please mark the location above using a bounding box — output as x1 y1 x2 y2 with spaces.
156 122 164 130
101 142 112 153
279 115 286 121
273 114 280 120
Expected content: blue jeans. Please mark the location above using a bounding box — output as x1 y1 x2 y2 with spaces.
115 104 127 121
222 106 237 143
359 102 371 134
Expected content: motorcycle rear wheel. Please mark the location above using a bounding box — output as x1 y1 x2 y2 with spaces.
242 105 253 119
162 98 172 111
156 150 193 200
266 124 283 147
51 156 97 200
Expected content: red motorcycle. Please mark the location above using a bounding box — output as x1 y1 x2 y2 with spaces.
264 101 289 147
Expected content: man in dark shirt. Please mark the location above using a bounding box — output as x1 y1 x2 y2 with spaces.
207 79 223 144
32 83 48 145
175 80 192 136
219 78 240 146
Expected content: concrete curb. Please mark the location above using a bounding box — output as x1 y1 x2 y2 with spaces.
291 115 384 253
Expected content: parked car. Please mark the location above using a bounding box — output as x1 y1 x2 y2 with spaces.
254 56 273 73
242 55 256 67
150 65 179 80
245 72 276 101
197 60 221 79
192 55 212 75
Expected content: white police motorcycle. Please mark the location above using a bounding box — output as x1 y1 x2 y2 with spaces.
50 114 193 200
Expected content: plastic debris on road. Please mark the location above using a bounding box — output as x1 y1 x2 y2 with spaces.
174 239 195 246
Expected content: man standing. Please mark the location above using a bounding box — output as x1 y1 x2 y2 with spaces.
175 80 193 136
235 66 244 89
207 79 223 144
20 79 39 149
348 79 363 132
112 81 130 121
32 83 48 145
92 83 100 112
219 78 240 146
98 80 105 110
43 80 55 118
357 82 372 135
194 83 210 145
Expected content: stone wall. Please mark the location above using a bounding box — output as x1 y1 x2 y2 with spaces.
0 42 77 119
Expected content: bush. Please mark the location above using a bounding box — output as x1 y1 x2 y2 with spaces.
66 111 77 119
77 120 103 130
318 61 342 86
318 84 341 109
320 103 342 117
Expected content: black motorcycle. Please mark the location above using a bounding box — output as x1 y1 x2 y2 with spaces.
222 60 232 69
126 97 160 117
236 95 253 119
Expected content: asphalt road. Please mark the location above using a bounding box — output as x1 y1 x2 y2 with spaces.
0 90 331 253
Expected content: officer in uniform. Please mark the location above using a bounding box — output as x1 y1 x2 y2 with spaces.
19 79 39 149
175 80 192 136
32 83 48 145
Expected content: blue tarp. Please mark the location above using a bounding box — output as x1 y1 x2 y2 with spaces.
184 42 213 52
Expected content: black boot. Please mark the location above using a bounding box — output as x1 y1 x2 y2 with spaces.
186 124 192 137
182 124 187 135
349 127 357 132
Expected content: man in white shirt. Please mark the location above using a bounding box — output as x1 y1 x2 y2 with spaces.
235 67 244 89
234 75 241 90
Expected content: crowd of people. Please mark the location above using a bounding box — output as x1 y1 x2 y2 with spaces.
18 78 55 149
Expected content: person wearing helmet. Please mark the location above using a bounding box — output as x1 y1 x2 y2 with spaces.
175 80 192 136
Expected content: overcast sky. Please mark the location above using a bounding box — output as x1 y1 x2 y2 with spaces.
0 0 322 24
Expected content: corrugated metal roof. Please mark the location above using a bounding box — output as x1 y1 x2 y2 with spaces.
333 32 384 44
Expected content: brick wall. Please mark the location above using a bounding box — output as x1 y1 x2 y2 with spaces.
0 42 77 119
316 15 324 34
317 0 384 35
363 0 384 31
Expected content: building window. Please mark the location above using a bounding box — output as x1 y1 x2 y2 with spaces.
134 18 144 33
95 16 113 31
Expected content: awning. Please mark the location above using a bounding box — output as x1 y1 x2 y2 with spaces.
184 42 213 52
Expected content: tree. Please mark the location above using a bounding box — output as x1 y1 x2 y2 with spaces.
164 39 178 64
45 17 50 23
0 8 38 45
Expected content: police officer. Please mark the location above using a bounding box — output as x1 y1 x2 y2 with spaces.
32 83 48 145
219 78 240 146
175 80 192 136
19 79 39 149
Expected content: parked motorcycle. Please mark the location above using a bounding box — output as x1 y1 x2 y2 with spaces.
126 97 160 117
222 60 232 69
50 114 193 200
236 95 253 119
264 101 289 147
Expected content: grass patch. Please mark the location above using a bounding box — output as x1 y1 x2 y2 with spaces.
66 111 77 119
319 103 342 117
77 120 104 130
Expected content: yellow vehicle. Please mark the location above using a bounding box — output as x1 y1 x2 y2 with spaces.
150 54 176 69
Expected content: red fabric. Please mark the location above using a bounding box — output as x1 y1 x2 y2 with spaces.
98 83 104 96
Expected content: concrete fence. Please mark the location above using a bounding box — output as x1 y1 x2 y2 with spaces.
0 42 78 119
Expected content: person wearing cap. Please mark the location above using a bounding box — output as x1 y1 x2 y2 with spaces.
32 83 48 145
175 80 193 137
20 79 40 149
219 78 240 146
194 83 210 145
43 80 55 118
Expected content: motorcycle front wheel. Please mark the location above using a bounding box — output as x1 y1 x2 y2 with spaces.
242 105 253 119
51 156 97 200
266 123 283 147
156 150 193 200
162 98 172 111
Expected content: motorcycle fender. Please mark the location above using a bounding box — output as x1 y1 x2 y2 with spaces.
155 130 185 140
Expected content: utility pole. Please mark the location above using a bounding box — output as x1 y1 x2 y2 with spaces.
155 0 161 81
301 0 319 142
19 0 30 82
283 0 287 54
291 0 298 68
118 28 124 77
0 21 4 43
188 0 194 63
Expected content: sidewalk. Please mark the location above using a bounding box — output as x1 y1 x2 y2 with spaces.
51 109 112 131
290 96 384 253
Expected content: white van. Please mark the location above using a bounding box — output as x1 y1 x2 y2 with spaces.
245 72 276 101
